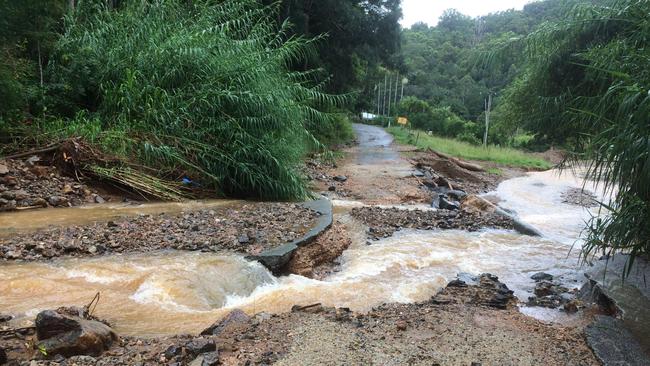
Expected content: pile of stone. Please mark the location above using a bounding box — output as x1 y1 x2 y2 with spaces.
526 272 581 312
0 158 101 211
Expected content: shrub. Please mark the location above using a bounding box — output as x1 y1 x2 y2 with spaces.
44 0 341 200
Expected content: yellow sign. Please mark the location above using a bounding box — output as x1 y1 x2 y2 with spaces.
397 117 408 125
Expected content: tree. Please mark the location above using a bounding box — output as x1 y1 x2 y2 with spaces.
496 0 650 274
260 0 402 109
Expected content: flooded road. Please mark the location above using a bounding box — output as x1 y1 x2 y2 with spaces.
0 125 606 336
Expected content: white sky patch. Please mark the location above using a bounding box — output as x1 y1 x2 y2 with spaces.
401 0 534 28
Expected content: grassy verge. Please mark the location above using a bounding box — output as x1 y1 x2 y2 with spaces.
387 127 553 170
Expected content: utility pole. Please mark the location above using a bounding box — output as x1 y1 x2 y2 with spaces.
382 74 388 116
376 84 380 117
394 72 399 114
483 93 492 147
387 74 392 118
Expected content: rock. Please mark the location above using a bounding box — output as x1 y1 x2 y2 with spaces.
439 196 460 210
13 189 28 201
66 356 97 363
201 309 250 336
0 162 8 175
334 307 352 322
395 320 407 331
26 155 40 165
189 351 220 366
164 344 182 359
534 281 555 297
0 347 6 365
48 196 69 207
446 190 467 201
531 272 553 282
447 279 468 288
0 199 16 211
585 315 650 366
333 175 348 182
0 314 12 323
32 197 48 208
0 191 14 200
62 184 74 194
1 176 17 186
4 250 21 260
237 234 250 244
563 299 579 313
35 309 117 357
185 338 216 356
94 195 105 204
328 185 336 191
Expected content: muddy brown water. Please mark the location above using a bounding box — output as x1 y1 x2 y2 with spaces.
0 166 608 336
0 199 243 237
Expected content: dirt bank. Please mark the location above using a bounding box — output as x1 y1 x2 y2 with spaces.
286 221 352 279
0 202 318 261
0 274 599 365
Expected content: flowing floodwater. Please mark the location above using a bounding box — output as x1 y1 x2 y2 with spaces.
0 168 605 336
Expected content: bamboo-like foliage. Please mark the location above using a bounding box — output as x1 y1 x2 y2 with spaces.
493 0 650 275
47 0 343 199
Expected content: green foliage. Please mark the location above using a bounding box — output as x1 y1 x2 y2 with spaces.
261 0 402 110
495 0 650 272
400 0 582 139
396 97 480 142
44 0 342 200
308 112 355 147
387 126 552 169
0 0 66 120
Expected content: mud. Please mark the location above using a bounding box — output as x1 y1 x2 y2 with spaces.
286 221 352 279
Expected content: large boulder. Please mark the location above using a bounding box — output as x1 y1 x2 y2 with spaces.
35 309 117 358
189 351 220 366
200 309 250 336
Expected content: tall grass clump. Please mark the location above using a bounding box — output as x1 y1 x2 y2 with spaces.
45 0 342 199
493 0 650 274
387 127 552 170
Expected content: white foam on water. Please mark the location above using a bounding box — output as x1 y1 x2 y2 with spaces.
130 279 204 313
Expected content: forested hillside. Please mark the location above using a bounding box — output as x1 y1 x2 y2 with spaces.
397 0 585 147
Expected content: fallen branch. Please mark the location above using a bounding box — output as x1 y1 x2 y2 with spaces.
292 303 322 311
427 148 485 172
1 142 62 160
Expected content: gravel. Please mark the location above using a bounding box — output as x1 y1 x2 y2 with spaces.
350 206 514 240
0 203 318 261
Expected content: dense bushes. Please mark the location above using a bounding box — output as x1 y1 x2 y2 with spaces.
396 96 480 143
33 0 343 200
